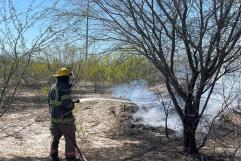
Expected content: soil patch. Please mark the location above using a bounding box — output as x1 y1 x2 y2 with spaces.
1 90 241 161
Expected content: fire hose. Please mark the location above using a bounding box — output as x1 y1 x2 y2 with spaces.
71 100 88 161
58 100 88 161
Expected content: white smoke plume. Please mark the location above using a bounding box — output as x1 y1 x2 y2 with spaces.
112 80 182 133
112 77 241 135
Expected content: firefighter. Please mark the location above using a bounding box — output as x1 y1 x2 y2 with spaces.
48 67 79 161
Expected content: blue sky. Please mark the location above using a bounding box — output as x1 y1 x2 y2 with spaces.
9 0 88 49
0 0 57 48
0 0 110 55
13 0 54 13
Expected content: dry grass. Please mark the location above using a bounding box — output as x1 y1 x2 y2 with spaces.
0 89 241 161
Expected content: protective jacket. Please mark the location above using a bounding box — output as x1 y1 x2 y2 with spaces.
48 83 75 123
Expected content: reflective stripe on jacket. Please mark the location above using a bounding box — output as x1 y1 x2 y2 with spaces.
48 83 75 123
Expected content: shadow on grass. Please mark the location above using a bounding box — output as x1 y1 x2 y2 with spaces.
1 127 240 161
0 156 50 161
1 147 238 161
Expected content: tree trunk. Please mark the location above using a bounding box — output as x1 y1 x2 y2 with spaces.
183 122 198 154
165 112 170 139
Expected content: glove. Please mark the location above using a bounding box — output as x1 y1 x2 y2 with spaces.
72 100 80 103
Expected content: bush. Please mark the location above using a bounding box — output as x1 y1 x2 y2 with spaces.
40 86 50 96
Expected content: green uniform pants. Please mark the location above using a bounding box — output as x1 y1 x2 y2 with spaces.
50 123 76 159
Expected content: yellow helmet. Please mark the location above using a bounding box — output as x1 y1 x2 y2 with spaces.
53 67 72 77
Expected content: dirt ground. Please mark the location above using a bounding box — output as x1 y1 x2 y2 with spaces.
0 88 241 161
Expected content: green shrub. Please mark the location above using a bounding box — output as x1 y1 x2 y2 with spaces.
40 86 50 96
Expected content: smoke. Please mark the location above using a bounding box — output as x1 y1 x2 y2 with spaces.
198 74 241 133
112 80 182 133
112 76 241 135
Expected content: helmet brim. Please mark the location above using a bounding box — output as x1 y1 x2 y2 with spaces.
53 73 72 77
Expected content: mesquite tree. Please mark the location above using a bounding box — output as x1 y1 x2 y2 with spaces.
94 0 241 154
0 0 60 118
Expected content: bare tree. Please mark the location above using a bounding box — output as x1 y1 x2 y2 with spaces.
93 0 241 154
0 0 61 117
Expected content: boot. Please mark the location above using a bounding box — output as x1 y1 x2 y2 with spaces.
65 157 81 161
51 156 60 161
